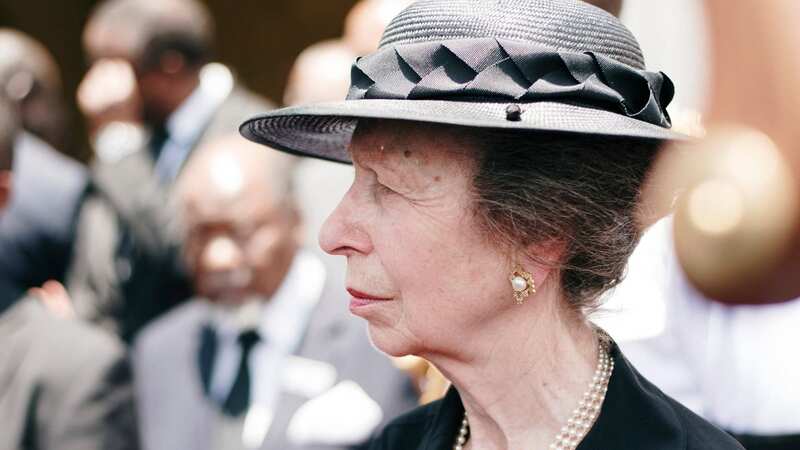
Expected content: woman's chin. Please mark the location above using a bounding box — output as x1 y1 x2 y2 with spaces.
366 324 418 358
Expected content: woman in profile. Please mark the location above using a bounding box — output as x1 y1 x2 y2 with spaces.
241 0 744 448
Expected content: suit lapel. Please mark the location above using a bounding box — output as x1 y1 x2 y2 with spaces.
259 269 352 449
170 87 272 183
91 150 169 255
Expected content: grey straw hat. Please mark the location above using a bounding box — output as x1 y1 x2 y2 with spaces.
240 0 681 164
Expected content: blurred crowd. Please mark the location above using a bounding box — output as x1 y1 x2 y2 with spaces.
0 0 799 450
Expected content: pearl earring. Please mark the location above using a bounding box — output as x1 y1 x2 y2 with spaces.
509 266 536 304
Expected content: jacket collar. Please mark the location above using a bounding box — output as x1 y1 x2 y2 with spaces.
579 344 685 449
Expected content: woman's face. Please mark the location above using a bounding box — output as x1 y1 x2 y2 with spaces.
320 121 515 358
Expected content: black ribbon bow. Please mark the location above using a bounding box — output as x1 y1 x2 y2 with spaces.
348 37 673 127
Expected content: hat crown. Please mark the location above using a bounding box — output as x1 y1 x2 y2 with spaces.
380 0 645 69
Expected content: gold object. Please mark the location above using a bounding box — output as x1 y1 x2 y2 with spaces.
392 356 450 405
419 363 450 405
509 267 536 304
652 125 800 298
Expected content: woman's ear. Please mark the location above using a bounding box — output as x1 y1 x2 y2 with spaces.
521 238 566 289
0 171 12 211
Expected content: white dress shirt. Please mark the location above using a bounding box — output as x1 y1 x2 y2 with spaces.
204 251 326 426
596 218 800 435
93 63 234 170
153 63 234 182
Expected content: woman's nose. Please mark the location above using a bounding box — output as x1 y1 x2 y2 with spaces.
319 188 372 257
200 235 244 272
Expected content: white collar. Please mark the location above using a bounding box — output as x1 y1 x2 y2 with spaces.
207 250 327 352
165 63 234 145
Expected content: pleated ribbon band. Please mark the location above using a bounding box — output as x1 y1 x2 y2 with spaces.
348 37 674 128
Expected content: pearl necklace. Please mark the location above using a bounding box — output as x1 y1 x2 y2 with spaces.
453 340 614 450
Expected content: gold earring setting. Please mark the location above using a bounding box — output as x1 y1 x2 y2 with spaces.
509 267 536 304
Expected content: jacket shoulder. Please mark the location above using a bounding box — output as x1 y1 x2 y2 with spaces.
2 298 125 363
367 400 438 450
664 396 744 449
203 86 274 139
133 301 206 357
0 298 130 414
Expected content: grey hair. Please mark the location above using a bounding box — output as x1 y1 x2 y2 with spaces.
467 129 660 313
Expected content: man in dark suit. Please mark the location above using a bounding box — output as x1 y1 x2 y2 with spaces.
66 0 273 342
0 30 89 304
0 98 138 450
133 136 418 450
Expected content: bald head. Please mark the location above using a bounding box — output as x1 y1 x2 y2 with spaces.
0 29 61 96
178 135 298 215
0 29 66 149
284 40 357 106
344 0 414 55
84 0 213 68
177 135 301 303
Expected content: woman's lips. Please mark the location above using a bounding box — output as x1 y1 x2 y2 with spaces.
347 288 393 309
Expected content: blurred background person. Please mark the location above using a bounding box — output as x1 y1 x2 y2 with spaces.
647 0 800 303
600 216 800 450
593 2 800 448
0 28 69 152
66 0 273 342
282 40 356 109
343 0 413 56
0 97 139 450
133 135 417 450
0 29 88 304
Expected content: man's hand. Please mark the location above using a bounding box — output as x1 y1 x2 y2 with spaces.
30 280 75 319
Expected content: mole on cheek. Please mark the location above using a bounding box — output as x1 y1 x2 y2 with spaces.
434 176 441 182
404 150 412 158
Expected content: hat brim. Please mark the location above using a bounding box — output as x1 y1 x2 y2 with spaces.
240 99 686 164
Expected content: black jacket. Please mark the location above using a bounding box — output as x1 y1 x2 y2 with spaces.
0 133 87 311
367 344 744 450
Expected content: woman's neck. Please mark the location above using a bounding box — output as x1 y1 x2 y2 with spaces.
426 293 600 450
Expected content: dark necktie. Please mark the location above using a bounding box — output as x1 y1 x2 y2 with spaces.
149 124 169 161
198 325 262 417
222 329 262 417
198 324 218 399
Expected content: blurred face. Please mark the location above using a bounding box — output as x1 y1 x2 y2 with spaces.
83 24 189 124
182 171 300 306
319 121 514 358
